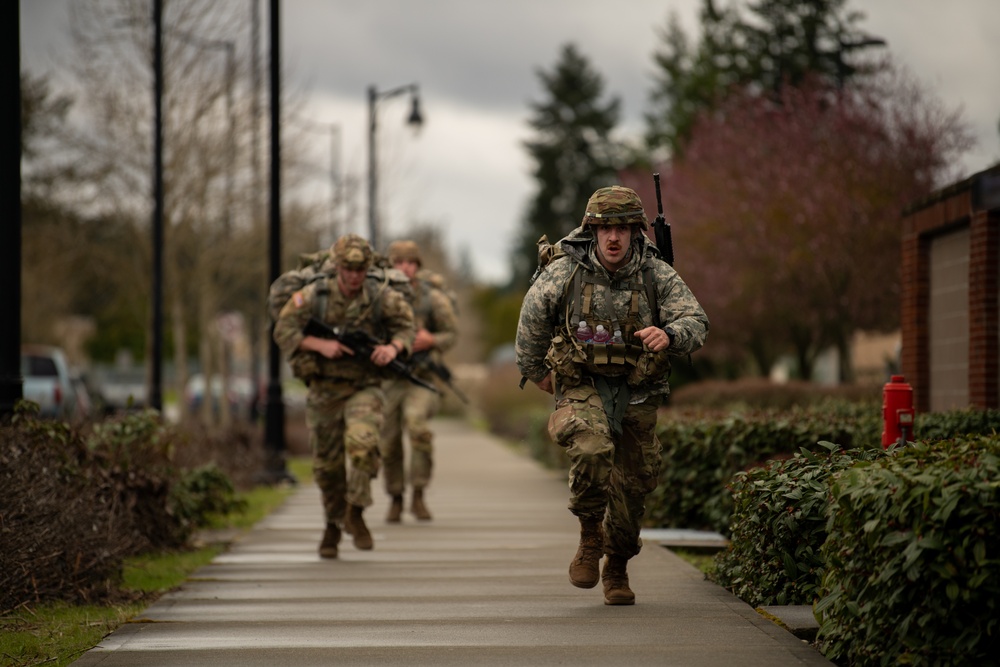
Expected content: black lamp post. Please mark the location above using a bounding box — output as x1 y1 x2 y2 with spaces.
367 83 422 251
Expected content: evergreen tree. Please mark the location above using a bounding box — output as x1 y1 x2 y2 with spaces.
646 0 885 158
510 44 622 289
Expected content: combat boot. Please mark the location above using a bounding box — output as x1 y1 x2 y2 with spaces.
602 554 635 605
386 495 404 523
347 504 374 550
410 488 432 521
568 519 604 589
318 522 341 559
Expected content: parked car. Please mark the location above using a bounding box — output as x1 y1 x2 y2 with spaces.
20 344 84 420
94 367 148 412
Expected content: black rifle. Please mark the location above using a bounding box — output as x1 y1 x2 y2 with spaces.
652 173 674 266
411 350 469 403
304 317 440 394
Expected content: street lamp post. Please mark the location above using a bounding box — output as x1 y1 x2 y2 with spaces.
367 83 422 251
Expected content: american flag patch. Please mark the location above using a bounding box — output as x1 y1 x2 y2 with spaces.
292 292 305 308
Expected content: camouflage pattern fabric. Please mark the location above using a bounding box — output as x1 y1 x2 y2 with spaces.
379 276 458 494
547 383 662 558
583 185 649 230
515 226 708 560
307 381 384 521
515 231 708 402
273 239 416 522
379 378 440 494
273 274 415 383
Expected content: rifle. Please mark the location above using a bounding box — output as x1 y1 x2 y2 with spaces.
411 350 469 403
304 317 440 394
652 173 675 266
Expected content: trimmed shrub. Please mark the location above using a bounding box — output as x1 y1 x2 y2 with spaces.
713 443 885 607
648 401 882 533
816 436 1000 665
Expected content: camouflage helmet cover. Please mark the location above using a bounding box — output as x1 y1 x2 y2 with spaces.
387 240 422 267
331 233 374 270
583 185 648 230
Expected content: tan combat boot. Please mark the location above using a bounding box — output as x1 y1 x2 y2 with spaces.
602 554 635 605
568 519 604 589
386 495 404 523
410 488 432 521
347 504 373 550
318 522 341 559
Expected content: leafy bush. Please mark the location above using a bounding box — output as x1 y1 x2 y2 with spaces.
816 436 1000 665
713 443 885 607
647 401 883 533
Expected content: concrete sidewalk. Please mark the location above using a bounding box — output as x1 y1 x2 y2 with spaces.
74 418 832 666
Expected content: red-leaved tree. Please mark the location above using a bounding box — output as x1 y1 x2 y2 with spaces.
646 64 972 379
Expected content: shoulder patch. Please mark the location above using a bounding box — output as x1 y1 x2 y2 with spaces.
291 291 305 308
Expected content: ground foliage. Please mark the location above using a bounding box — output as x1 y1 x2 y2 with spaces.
0 403 258 614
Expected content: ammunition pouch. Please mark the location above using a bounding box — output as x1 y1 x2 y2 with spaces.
289 350 320 383
627 350 672 387
545 335 583 388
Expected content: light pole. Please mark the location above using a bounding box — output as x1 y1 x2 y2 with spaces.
367 83 423 251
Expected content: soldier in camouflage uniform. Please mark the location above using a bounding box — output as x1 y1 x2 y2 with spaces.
515 186 709 605
379 240 459 522
273 234 415 558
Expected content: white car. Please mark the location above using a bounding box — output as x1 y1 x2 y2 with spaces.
20 344 84 420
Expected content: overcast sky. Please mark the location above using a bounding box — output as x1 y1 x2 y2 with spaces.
20 1 1000 284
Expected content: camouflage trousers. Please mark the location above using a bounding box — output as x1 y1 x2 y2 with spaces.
379 377 441 495
547 383 662 559
306 379 384 523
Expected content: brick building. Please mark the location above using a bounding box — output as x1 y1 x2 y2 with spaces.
901 162 1000 411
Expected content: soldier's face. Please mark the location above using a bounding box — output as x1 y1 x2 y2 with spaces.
595 224 634 271
337 265 367 296
393 258 420 280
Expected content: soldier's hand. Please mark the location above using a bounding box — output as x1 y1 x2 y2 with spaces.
635 326 670 352
302 336 355 359
371 343 399 367
535 374 554 395
413 328 436 353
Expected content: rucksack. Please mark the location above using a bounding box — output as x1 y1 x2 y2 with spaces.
266 251 332 323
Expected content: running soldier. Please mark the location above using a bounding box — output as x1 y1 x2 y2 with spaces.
379 240 459 522
515 185 709 604
273 234 415 558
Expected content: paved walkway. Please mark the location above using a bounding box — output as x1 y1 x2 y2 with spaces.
74 418 833 666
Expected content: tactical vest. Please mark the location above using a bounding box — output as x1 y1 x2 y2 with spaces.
550 259 660 378
293 272 397 383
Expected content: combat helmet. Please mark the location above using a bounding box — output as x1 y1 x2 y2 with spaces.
387 240 422 267
582 185 648 230
331 233 374 270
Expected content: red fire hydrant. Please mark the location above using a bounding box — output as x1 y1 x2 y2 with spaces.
881 375 915 449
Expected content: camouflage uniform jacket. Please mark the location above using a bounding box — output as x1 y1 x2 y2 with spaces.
274 275 415 384
407 278 459 379
515 230 709 403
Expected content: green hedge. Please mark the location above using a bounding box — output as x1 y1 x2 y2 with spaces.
713 443 885 607
647 401 882 533
816 436 1000 665
648 406 1000 535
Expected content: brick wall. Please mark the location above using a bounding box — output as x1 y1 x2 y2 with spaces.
900 165 1000 412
